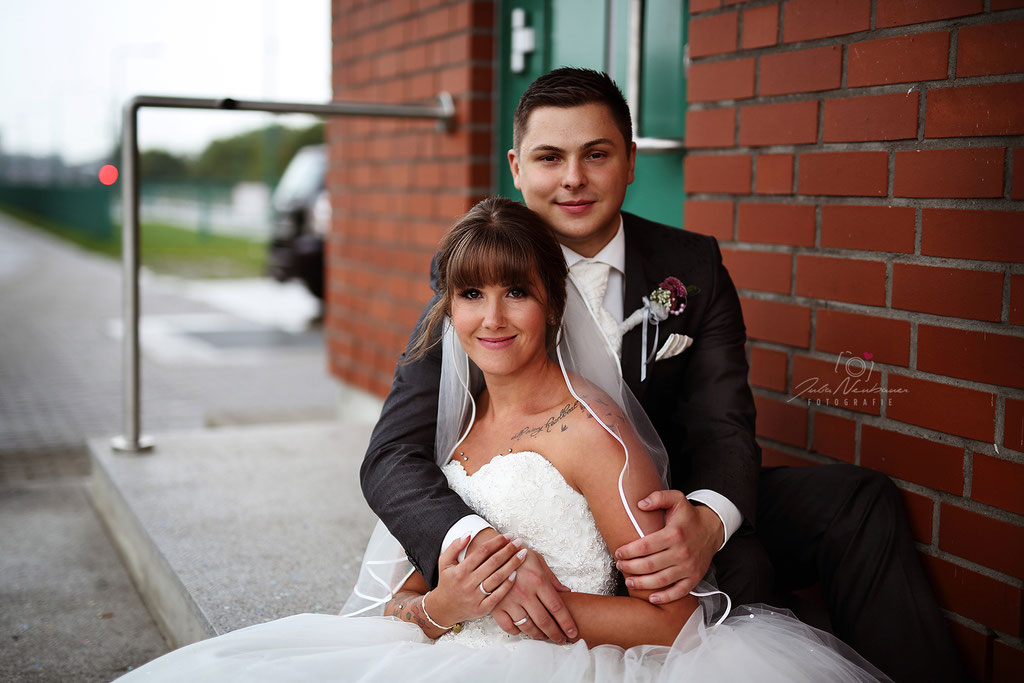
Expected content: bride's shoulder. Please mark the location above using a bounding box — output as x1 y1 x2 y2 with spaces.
558 378 632 460
562 373 630 431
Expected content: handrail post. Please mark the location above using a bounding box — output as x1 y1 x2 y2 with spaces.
112 98 153 453
109 93 456 453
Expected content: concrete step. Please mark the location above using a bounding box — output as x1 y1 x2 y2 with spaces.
88 420 378 649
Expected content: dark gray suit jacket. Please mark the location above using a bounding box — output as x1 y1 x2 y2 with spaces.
360 211 760 586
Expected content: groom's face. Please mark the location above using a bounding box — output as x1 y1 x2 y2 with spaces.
509 103 636 258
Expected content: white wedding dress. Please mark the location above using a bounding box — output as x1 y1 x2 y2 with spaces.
121 450 885 682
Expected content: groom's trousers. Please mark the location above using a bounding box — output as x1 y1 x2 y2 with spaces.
710 464 965 683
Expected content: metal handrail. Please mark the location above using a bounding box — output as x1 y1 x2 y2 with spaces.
111 93 456 453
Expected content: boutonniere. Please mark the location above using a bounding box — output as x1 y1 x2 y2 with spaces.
620 277 700 382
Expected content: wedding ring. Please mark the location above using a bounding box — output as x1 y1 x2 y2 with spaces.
513 616 530 627
478 582 493 596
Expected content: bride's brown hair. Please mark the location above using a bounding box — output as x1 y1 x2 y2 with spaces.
406 197 568 362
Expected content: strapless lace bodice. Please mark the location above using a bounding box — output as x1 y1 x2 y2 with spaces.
436 451 617 647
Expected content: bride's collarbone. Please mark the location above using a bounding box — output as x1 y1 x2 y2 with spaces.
457 401 589 476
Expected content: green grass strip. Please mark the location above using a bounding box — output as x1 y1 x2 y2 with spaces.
1 203 268 279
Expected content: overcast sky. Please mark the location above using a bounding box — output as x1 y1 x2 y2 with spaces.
0 0 331 164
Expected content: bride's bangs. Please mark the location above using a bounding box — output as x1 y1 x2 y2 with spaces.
446 230 538 294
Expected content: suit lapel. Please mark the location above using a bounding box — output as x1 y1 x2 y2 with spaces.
621 215 652 399
621 213 696 399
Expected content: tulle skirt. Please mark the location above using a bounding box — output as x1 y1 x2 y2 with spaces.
119 605 888 682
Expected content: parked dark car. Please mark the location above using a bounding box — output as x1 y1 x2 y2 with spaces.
268 144 328 298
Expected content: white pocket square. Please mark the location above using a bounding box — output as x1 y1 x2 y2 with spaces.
655 334 694 362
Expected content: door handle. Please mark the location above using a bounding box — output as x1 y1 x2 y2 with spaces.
511 8 536 74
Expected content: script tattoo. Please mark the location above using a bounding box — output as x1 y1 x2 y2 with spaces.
510 400 582 440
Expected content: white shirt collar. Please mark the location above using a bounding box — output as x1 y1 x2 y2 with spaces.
560 215 625 274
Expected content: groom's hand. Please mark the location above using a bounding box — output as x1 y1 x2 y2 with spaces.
469 529 576 643
613 490 724 604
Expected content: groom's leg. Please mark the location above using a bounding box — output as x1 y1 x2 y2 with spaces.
756 464 964 682
709 533 777 607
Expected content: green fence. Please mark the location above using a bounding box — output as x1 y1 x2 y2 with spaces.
0 182 115 241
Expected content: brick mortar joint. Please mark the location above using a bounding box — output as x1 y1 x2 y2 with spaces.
755 342 1023 396
741 290 1024 331
335 25 493 52
908 319 919 372
337 63 497 90
754 436 838 466
785 405 1023 468
963 447 973 498
875 453 1024 529
994 395 1008 461
687 8 1024 66
335 52 496 76
690 195 1024 218
1002 270 1015 324
889 463 1024 534
884 260 893 308
683 68 1024 111
685 135 1024 153
918 544 1024 590
941 610 1022 648
929 492 941 547
780 342 1021 391
853 409 862 466
333 0 493 39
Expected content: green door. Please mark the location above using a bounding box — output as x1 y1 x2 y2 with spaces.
496 0 687 228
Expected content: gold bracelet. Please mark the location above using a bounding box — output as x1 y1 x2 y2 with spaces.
420 592 462 634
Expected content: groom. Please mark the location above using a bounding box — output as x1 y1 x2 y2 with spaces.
361 68 961 681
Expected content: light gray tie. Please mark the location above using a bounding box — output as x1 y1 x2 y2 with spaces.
570 259 622 356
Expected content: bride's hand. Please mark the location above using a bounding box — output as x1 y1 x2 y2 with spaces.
492 550 577 644
427 532 527 627
613 490 723 604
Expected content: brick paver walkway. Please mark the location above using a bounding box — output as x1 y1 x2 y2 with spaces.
0 211 338 680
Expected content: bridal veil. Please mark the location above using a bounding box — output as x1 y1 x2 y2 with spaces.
340 277 728 620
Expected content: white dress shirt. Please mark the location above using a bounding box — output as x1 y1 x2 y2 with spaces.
442 216 740 560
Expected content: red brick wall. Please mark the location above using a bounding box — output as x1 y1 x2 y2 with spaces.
685 2 1024 680
327 0 494 396
327 1 1022 675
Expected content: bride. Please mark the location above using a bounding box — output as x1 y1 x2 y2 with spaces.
120 198 886 681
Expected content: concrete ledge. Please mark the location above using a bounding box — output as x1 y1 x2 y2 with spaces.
89 420 377 649
90 449 213 648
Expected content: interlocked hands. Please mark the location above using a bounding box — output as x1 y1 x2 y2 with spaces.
427 532 527 627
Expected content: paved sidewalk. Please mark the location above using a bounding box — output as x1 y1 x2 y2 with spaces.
2 479 168 681
0 210 345 681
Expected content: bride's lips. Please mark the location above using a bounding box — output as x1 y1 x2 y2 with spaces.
556 199 596 215
478 335 516 350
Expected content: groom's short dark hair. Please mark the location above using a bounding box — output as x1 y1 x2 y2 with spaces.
513 68 633 155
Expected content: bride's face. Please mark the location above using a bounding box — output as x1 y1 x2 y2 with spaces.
450 279 551 377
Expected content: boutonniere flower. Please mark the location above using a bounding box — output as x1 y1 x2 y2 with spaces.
620 277 700 382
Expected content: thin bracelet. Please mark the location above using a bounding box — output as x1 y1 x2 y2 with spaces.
420 591 455 631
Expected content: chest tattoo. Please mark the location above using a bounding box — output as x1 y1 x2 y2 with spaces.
510 400 587 440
